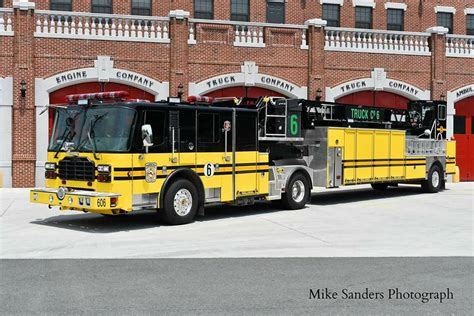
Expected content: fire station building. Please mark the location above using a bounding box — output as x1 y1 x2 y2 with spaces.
0 0 473 187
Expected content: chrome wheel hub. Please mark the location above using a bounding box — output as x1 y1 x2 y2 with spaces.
432 170 440 188
173 188 193 216
291 180 305 203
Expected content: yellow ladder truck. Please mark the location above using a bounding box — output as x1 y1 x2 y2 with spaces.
30 92 456 224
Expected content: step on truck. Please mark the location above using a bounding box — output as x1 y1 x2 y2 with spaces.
30 92 456 224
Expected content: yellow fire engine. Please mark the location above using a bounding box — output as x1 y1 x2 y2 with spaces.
30 92 456 224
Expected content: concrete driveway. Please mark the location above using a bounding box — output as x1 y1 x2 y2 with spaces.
1 183 472 258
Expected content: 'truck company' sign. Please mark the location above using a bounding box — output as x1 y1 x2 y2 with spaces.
205 75 237 89
325 68 430 102
388 81 421 97
259 76 296 94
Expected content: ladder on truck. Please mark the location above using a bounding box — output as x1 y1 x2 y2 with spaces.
258 98 304 142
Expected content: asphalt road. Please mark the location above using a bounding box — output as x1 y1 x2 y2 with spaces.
1 258 472 315
1 183 473 258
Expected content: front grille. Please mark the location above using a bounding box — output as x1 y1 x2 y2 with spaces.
58 157 95 181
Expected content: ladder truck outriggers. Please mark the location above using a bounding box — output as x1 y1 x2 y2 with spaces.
31 92 456 224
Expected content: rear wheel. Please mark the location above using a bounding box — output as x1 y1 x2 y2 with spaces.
422 165 443 193
371 183 389 191
281 173 310 210
160 178 198 225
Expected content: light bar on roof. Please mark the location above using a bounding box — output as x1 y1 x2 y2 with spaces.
65 91 129 103
187 95 214 104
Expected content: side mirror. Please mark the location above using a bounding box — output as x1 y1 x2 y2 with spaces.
437 104 447 121
142 124 154 147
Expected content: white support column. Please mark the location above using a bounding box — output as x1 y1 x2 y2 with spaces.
0 77 13 187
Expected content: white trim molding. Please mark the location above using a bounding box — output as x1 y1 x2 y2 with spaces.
325 68 430 102
13 1 35 10
434 6 456 14
446 84 474 138
352 0 375 8
168 10 190 20
305 18 327 28
464 8 474 15
384 2 407 11
189 61 308 98
320 0 344 6
426 26 449 35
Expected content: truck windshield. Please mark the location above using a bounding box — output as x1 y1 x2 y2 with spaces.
48 106 137 153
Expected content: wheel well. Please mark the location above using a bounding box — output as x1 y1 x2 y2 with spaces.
159 168 205 209
286 168 313 191
429 160 444 173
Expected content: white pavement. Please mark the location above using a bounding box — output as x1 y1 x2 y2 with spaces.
1 183 473 258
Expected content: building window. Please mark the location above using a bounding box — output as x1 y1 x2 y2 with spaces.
322 4 340 27
266 0 285 24
194 0 213 19
453 116 466 134
437 12 453 34
91 0 112 14
355 6 372 29
0 0 3 7
467 14 474 35
50 0 73 11
131 0 151 16
231 0 250 22
387 8 404 31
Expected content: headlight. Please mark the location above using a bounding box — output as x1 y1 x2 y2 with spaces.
97 165 110 173
57 187 68 200
45 162 56 170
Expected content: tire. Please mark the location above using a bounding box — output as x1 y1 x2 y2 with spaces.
371 183 389 191
281 172 310 210
160 178 198 225
421 164 443 193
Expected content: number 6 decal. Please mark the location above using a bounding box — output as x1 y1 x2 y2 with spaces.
204 163 215 177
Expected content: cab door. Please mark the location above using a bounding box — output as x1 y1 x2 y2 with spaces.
132 110 172 206
234 111 259 198
196 110 234 202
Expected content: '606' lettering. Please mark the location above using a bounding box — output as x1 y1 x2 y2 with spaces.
97 198 107 208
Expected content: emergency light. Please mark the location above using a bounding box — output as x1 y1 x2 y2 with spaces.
187 95 214 104
66 91 129 104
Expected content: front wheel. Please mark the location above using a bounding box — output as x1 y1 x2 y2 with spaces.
160 178 198 225
421 165 443 193
281 173 310 210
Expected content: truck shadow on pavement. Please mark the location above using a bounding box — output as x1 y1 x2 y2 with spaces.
308 185 428 205
30 185 438 233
